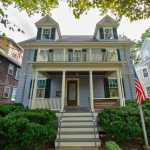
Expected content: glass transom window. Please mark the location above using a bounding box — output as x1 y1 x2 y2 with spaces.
36 80 46 98
104 28 113 39
143 50 149 60
109 79 118 97
43 29 51 39
143 68 149 78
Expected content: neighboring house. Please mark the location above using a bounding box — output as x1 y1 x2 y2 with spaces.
16 15 136 148
0 35 23 64
0 52 21 103
135 38 150 98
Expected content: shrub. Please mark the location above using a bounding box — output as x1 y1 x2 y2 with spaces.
105 141 122 150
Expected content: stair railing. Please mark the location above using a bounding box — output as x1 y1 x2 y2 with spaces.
88 97 97 149
58 97 67 149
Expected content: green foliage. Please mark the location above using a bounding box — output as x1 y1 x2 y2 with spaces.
105 141 122 150
0 103 56 150
98 98 150 144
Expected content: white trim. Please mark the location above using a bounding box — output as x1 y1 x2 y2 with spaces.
65 78 79 106
15 68 20 80
11 88 17 101
8 63 14 75
141 67 149 79
145 85 150 98
3 86 10 98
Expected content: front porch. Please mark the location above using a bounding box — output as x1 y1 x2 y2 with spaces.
28 62 126 112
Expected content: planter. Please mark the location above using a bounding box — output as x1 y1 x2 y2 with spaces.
143 146 150 150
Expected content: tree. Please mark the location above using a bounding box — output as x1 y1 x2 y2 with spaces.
0 0 59 37
119 27 150 65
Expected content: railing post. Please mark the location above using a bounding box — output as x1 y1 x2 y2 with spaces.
31 70 39 109
89 48 92 61
116 70 123 106
63 48 66 61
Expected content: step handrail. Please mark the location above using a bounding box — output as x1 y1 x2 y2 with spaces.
58 97 67 149
88 97 97 149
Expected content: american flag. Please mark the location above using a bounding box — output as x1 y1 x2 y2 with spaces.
134 67 146 105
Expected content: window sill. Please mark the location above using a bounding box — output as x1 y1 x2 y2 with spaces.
8 73 13 75
3 97 9 99
143 77 150 79
15 78 19 81
11 99 15 101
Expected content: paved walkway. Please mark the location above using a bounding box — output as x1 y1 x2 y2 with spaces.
55 147 100 150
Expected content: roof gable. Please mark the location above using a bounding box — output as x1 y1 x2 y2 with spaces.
102 19 112 24
140 38 150 51
42 19 53 24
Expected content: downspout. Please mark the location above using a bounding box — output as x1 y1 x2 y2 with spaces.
21 44 31 104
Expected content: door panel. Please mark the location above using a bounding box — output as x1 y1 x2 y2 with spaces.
67 81 77 105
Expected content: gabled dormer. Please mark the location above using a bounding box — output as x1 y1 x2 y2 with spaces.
93 15 120 41
35 15 61 41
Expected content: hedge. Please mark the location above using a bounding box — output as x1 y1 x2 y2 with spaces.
0 103 57 150
105 141 122 150
98 99 150 143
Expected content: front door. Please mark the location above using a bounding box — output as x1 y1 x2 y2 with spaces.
67 80 77 106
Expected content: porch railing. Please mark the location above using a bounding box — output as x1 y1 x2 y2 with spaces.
38 51 117 62
35 98 61 110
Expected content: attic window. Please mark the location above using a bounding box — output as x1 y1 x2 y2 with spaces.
104 28 113 39
42 29 51 39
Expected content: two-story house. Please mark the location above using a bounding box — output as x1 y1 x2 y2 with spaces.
135 38 150 98
16 15 136 148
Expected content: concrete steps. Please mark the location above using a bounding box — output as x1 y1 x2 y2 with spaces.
55 113 101 148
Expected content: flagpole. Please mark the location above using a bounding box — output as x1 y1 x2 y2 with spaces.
138 104 149 147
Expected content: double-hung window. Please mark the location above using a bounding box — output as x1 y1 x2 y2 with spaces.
11 88 17 101
41 50 49 61
73 50 82 61
8 64 14 75
143 50 149 60
15 68 20 80
42 29 51 39
142 68 149 78
106 49 114 61
3 86 10 98
104 28 113 39
36 80 46 98
12 49 17 57
146 86 150 98
109 79 118 97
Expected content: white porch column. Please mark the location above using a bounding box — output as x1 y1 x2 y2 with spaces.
89 71 94 111
116 70 123 106
61 71 66 112
31 71 39 109
29 71 35 109
89 48 92 61
63 48 66 61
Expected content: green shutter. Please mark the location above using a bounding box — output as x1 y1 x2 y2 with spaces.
28 80 34 99
101 49 106 61
45 79 51 98
122 78 126 98
34 49 38 61
99 28 104 39
117 49 121 61
49 49 53 62
37 28 42 39
113 28 118 39
82 49 86 61
103 78 110 98
68 49 73 61
51 28 55 40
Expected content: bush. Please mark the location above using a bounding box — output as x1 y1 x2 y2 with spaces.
98 99 150 143
0 104 57 150
105 141 122 150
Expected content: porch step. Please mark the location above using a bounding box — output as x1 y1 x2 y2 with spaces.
55 138 101 147
62 116 93 120
58 125 98 132
61 120 94 126
56 131 99 138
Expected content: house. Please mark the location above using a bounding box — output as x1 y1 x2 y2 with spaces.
135 38 150 98
16 15 136 148
0 35 23 64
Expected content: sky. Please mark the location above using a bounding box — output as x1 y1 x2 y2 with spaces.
0 1 150 43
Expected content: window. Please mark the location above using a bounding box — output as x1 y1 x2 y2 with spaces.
143 50 149 60
73 50 82 61
40 50 49 61
3 86 10 98
11 88 17 101
109 79 118 97
104 28 113 39
36 80 46 98
146 86 150 97
8 64 14 75
42 29 51 39
142 68 149 78
106 49 114 61
12 49 17 57
15 68 20 80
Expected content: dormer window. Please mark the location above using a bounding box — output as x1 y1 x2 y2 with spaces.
42 28 51 39
104 28 113 39
143 50 149 60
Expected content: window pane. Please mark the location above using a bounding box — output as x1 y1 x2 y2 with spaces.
110 89 118 97
5 87 9 93
16 69 20 79
143 68 148 78
12 89 17 101
36 89 45 98
143 50 149 59
146 87 150 97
